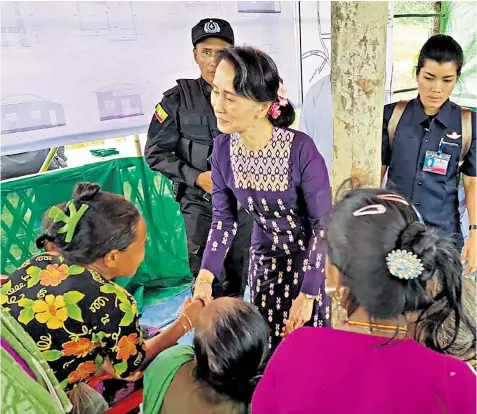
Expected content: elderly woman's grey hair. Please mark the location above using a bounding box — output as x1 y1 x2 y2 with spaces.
435 277 476 364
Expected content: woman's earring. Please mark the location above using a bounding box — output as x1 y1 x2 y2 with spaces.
330 287 344 304
330 287 347 326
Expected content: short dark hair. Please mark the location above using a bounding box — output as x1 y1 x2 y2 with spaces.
42 183 141 265
327 186 463 353
193 298 269 405
217 46 295 128
417 34 464 77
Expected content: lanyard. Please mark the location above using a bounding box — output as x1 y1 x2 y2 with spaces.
437 138 446 155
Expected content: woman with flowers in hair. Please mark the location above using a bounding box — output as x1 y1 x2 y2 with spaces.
192 46 332 353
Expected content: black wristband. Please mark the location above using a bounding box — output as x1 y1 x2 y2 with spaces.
470 225 477 231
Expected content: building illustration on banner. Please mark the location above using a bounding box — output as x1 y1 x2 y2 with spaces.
1 94 66 134
301 2 330 87
0 1 29 48
300 1 393 103
93 82 145 121
185 1 222 15
1 1 299 154
237 2 281 13
77 1 138 42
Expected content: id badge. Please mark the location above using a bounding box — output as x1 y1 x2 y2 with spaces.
423 151 451 175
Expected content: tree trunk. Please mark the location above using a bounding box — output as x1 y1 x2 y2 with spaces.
331 1 388 194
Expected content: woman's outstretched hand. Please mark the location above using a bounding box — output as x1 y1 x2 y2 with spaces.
281 293 314 338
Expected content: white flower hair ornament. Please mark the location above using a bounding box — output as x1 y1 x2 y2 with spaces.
277 79 288 105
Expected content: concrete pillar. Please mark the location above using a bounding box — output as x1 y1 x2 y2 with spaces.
331 1 388 193
430 2 441 35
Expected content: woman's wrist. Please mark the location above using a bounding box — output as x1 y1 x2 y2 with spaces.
299 292 316 301
178 311 193 331
196 269 215 283
170 317 191 336
194 280 212 292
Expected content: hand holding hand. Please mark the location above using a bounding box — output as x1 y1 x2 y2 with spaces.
178 296 205 331
192 269 214 305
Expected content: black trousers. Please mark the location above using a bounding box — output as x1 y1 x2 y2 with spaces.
180 193 253 298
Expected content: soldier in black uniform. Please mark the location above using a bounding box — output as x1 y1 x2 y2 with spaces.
145 18 253 298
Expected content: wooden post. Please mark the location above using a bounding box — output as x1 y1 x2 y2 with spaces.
331 1 388 194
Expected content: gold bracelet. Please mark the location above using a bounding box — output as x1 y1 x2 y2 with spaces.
179 322 189 334
193 280 212 289
178 311 193 330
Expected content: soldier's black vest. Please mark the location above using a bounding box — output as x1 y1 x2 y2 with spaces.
175 79 220 172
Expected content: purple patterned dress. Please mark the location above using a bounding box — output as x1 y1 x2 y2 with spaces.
201 127 332 352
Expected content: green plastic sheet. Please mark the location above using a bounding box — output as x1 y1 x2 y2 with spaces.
1 157 192 312
441 1 477 110
90 148 120 157
0 308 73 414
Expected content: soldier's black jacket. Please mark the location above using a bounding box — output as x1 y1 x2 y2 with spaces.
145 77 219 195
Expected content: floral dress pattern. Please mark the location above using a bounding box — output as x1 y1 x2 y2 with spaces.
1 254 146 393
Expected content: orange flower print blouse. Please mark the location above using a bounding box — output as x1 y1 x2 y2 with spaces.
1 254 146 391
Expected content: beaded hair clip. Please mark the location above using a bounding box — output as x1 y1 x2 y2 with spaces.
386 249 424 280
352 194 425 280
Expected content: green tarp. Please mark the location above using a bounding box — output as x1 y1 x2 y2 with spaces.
441 1 477 110
1 157 192 312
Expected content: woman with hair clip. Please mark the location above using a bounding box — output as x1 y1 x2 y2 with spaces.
2 183 204 411
381 34 476 275
253 186 476 414
142 297 268 413
192 46 332 353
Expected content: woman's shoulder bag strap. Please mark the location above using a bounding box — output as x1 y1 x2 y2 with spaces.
460 108 472 164
387 100 409 148
388 103 472 163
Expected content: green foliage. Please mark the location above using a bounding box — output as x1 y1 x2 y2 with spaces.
393 1 435 25
393 1 432 16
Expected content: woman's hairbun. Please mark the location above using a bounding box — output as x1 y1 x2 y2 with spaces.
72 183 101 201
268 100 295 128
35 234 54 250
399 222 439 280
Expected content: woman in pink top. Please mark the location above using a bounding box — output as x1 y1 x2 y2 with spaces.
252 188 476 413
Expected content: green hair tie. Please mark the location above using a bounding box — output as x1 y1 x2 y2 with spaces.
48 201 89 243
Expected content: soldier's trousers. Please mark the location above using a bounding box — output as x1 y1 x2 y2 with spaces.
180 193 253 298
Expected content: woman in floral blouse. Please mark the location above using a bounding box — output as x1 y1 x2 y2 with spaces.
2 183 203 408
